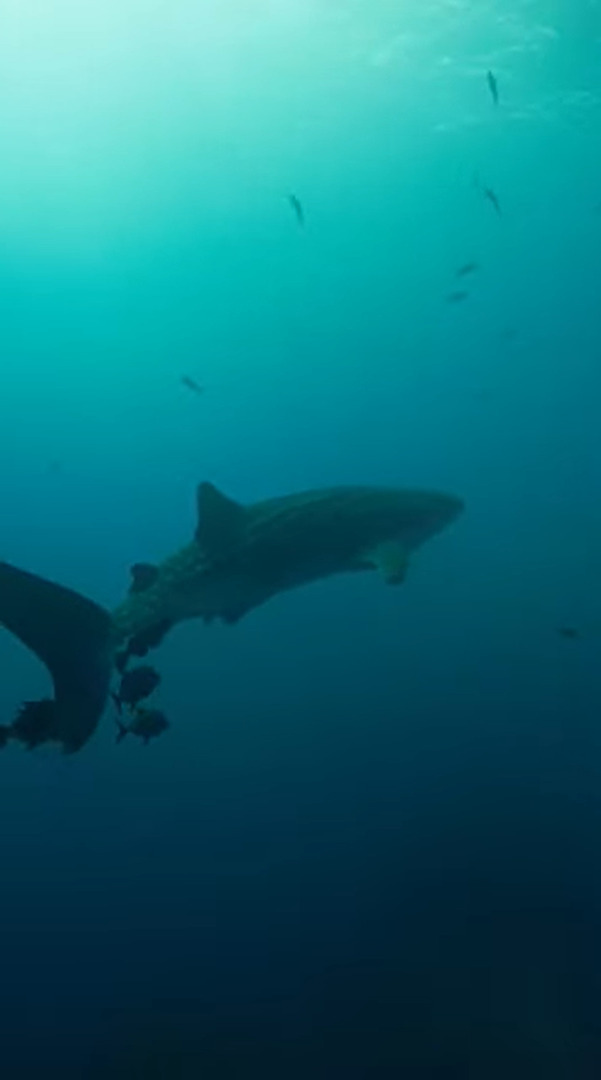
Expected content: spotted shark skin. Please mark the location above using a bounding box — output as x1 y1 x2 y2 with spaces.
0 481 463 751
112 483 464 641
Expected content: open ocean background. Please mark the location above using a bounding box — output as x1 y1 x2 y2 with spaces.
0 0 600 1075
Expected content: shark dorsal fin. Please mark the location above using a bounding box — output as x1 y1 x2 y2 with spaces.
195 482 246 554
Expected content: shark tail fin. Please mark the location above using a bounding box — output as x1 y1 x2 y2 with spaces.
0 561 114 753
111 691 123 716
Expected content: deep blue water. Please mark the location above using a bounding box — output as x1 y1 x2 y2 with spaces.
1 1 601 1075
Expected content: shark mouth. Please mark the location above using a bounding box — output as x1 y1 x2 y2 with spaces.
0 561 113 752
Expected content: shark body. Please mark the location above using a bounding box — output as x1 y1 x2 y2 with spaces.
0 481 463 753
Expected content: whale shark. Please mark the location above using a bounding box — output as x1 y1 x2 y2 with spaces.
0 481 463 753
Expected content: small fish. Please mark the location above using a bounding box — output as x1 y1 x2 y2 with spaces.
446 290 469 304
557 626 581 641
473 174 503 218
483 186 502 217
287 193 304 227
455 262 479 279
116 707 169 746
486 70 499 107
181 375 203 396
115 619 172 675
111 665 161 715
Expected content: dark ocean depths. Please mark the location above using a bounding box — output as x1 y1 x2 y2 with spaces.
0 0 600 1076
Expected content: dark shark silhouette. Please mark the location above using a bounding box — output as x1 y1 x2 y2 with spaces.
0 481 463 752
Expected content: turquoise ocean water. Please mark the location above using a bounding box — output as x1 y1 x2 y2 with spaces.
0 1 600 1075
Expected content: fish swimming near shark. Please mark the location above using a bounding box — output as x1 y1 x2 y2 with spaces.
116 706 169 746
111 664 161 715
0 481 463 753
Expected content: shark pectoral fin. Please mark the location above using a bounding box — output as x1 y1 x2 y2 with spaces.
195 482 247 555
366 541 410 585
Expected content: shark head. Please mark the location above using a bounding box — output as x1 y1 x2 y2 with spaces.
383 489 464 551
312 486 463 584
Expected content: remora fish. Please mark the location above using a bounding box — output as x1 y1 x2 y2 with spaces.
116 707 169 746
0 481 463 752
111 664 161 715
